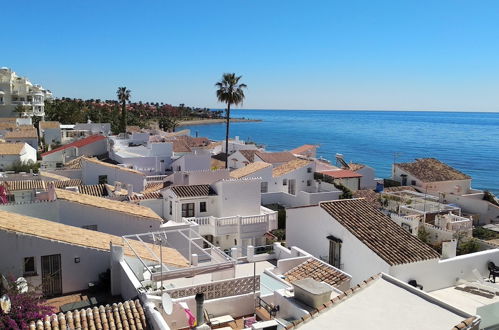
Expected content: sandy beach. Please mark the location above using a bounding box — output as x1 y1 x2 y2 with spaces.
177 118 261 127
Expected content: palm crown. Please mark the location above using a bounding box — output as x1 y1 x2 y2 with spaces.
116 87 131 133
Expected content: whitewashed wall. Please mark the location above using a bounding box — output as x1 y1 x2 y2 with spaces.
214 179 262 217
444 193 499 225
356 165 376 190
0 231 111 294
43 128 62 145
0 201 59 220
286 205 391 285
82 159 146 192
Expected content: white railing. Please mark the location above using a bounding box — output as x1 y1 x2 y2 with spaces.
185 211 278 237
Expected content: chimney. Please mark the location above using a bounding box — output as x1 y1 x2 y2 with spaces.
47 182 56 201
114 181 122 192
127 184 133 197
195 293 204 325
292 278 333 309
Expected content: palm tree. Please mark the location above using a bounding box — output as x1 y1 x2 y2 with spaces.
116 87 131 133
215 73 247 168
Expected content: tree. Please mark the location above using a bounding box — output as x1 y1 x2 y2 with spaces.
158 117 180 132
116 87 131 133
215 73 247 168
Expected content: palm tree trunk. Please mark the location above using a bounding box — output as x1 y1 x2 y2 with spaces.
121 101 126 133
225 103 231 169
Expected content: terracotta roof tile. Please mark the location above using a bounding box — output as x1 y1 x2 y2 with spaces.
347 163 365 171
63 155 85 169
255 151 296 164
239 149 259 162
284 258 349 288
77 184 108 197
396 158 470 182
31 300 148 330
5 128 38 139
42 135 106 157
1 179 46 191
128 192 163 201
40 121 60 129
170 184 217 198
273 159 311 177
290 144 317 155
230 162 272 179
0 143 25 155
320 199 440 265
320 169 362 179
55 188 162 221
0 210 187 267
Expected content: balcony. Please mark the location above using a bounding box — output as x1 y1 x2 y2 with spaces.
185 208 277 238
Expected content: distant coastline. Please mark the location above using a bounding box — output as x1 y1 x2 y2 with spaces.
178 118 261 127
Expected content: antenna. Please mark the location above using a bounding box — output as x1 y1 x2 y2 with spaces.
161 292 173 315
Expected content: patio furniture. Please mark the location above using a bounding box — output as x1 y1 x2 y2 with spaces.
488 262 499 283
203 309 235 327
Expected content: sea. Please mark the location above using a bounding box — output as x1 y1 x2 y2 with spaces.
182 110 499 195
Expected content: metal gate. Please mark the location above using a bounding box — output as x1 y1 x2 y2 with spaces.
41 254 62 297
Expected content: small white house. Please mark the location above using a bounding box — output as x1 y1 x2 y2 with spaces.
39 121 61 145
41 134 108 168
347 163 376 190
393 158 472 195
0 142 37 171
163 178 277 251
0 209 187 296
286 198 440 285
254 151 296 167
81 157 146 192
171 152 212 172
4 127 39 150
319 169 362 192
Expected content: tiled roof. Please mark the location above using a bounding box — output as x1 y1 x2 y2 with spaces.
5 128 38 139
347 163 365 171
82 157 145 175
42 135 106 156
352 189 382 209
396 158 471 182
290 144 317 155
239 149 259 162
143 182 165 193
212 152 227 162
31 300 148 330
55 188 162 221
284 258 349 288
0 122 17 130
384 186 418 193
170 184 217 198
0 143 25 155
52 179 83 189
273 159 311 177
63 155 85 169
40 121 61 129
128 192 163 201
230 162 272 179
77 184 108 197
126 125 141 133
320 199 440 265
40 170 71 181
171 139 192 153
320 169 362 179
1 180 46 191
0 210 187 267
255 151 296 164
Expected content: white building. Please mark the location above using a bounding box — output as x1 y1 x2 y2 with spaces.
318 169 362 192
39 121 61 145
289 144 318 158
0 187 163 236
346 163 376 190
163 178 277 251
41 134 108 168
393 158 472 195
4 127 39 150
286 198 440 285
74 122 112 136
0 209 187 296
0 143 37 171
0 67 52 118
81 157 146 192
231 160 341 207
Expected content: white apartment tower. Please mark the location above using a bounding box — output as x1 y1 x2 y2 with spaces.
0 67 52 118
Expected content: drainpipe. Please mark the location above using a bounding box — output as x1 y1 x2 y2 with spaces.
195 293 204 325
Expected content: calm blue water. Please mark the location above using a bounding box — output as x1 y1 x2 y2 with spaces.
184 110 499 195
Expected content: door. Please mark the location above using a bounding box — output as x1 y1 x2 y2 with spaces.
288 179 296 195
328 239 342 269
41 254 62 297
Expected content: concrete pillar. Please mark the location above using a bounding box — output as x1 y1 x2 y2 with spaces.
247 245 255 262
110 243 124 296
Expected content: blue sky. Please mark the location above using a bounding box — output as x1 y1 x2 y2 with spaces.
3 0 499 111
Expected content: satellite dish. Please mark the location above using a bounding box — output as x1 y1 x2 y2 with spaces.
0 294 11 314
161 292 173 315
15 277 28 293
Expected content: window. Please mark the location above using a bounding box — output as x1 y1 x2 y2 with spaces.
182 203 195 217
261 182 268 193
327 236 342 269
56 162 63 168
307 167 312 173
169 201 172 215
411 180 416 185
82 225 98 231
307 180 312 186
282 179 288 186
98 175 108 184
401 223 412 233
24 257 36 276
200 202 207 212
